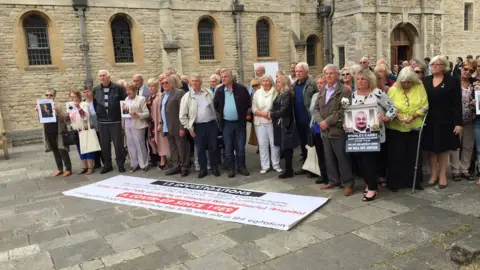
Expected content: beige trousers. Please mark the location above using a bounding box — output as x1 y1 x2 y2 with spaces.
449 124 474 174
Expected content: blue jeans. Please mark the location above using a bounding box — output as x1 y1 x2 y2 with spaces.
474 119 480 170
223 120 247 169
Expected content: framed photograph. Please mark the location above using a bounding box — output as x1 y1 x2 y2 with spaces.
475 91 480 115
37 99 57 124
120 101 131 118
344 104 380 152
65 102 78 114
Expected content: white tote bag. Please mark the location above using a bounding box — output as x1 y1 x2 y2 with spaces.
79 116 101 154
302 145 321 176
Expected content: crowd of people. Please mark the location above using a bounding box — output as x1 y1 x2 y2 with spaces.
37 54 480 202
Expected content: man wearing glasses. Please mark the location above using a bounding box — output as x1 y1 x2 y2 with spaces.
93 70 127 174
359 56 373 71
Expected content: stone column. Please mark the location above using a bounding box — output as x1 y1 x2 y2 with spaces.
290 0 301 62
159 0 183 74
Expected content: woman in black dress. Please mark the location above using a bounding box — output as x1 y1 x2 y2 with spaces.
269 75 298 178
423 55 463 188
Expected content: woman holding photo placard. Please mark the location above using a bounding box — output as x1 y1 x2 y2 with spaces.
37 88 72 177
350 69 396 201
448 59 477 181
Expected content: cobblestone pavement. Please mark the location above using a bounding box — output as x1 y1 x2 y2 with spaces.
1 142 479 270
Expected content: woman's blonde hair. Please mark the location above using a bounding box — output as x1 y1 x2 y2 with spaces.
276 75 292 95
374 64 388 75
125 82 137 93
355 69 377 92
172 75 183 89
147 78 159 88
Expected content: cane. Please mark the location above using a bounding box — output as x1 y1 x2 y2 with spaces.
412 112 428 194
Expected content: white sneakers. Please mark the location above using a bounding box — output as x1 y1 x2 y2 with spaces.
260 169 268 174
260 167 283 174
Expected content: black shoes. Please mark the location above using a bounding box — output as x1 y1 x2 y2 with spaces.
212 168 220 177
295 169 307 175
198 170 208 179
237 168 250 176
315 177 328 185
228 169 235 178
118 167 126 173
279 170 294 179
181 170 190 177
165 167 181 176
100 167 113 174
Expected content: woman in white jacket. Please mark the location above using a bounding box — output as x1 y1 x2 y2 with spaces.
252 74 282 173
123 83 151 172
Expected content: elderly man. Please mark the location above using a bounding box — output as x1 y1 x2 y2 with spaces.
353 111 370 133
214 69 251 178
293 62 318 175
93 70 127 174
248 65 266 95
180 74 220 178
210 74 221 93
315 64 354 196
288 62 297 83
133 74 150 99
159 76 189 176
359 57 373 71
166 67 189 92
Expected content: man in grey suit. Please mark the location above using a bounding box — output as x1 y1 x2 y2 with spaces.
133 74 151 99
159 75 190 176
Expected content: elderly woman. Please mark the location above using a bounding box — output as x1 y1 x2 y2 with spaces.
374 64 395 91
253 75 281 173
422 55 462 189
123 83 151 172
209 74 220 92
270 75 297 178
414 64 426 81
341 67 355 92
146 78 169 169
67 90 97 175
309 74 329 184
81 86 103 169
349 69 396 200
38 88 72 177
449 60 477 181
387 67 429 191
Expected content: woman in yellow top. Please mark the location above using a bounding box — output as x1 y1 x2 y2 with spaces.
387 67 429 192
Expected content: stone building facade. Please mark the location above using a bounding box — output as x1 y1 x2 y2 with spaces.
0 0 478 145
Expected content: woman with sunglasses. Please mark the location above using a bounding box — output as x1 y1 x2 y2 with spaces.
449 60 477 181
423 55 462 189
414 64 426 81
341 67 354 92
386 67 429 192
38 88 73 177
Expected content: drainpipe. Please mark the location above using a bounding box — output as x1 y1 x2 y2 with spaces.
233 0 245 84
327 0 335 64
318 2 332 65
73 0 93 88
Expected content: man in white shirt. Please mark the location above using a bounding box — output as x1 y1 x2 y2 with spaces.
288 62 297 84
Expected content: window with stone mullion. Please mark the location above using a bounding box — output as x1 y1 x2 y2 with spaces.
111 18 134 63
23 15 52 66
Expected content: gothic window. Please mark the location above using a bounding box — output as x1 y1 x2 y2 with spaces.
464 3 473 31
198 18 215 60
23 14 52 65
256 19 270 58
306 35 317 66
338 46 345 69
111 16 134 63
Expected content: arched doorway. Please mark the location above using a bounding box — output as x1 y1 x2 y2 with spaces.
390 24 416 66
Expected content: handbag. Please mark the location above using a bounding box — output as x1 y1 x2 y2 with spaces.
62 130 78 146
302 145 321 176
79 115 101 154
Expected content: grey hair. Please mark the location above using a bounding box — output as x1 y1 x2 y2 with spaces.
117 79 127 87
210 74 220 82
323 64 339 73
46 88 57 96
355 69 377 92
396 67 421 86
189 73 201 81
98 70 110 77
296 62 310 72
133 74 143 80
360 56 370 64
220 68 233 78
167 67 176 74
260 74 274 86
350 64 363 77
430 55 450 72
341 67 352 74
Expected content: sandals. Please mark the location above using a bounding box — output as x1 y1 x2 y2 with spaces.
461 173 475 181
130 166 139 173
78 168 88 175
86 168 95 175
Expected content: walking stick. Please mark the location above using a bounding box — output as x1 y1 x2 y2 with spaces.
412 112 428 194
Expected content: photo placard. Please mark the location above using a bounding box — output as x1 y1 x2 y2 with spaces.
475 91 480 115
120 101 131 118
37 99 57 124
344 104 380 152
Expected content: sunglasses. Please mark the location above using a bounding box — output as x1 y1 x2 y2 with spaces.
463 68 476 73
252 84 260 87
360 62 367 64
45 94 54 97
342 73 350 76
161 82 169 85
414 70 422 74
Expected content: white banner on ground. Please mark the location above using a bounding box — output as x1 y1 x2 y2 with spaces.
63 176 329 231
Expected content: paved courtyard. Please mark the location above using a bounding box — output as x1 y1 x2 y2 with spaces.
1 141 480 270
